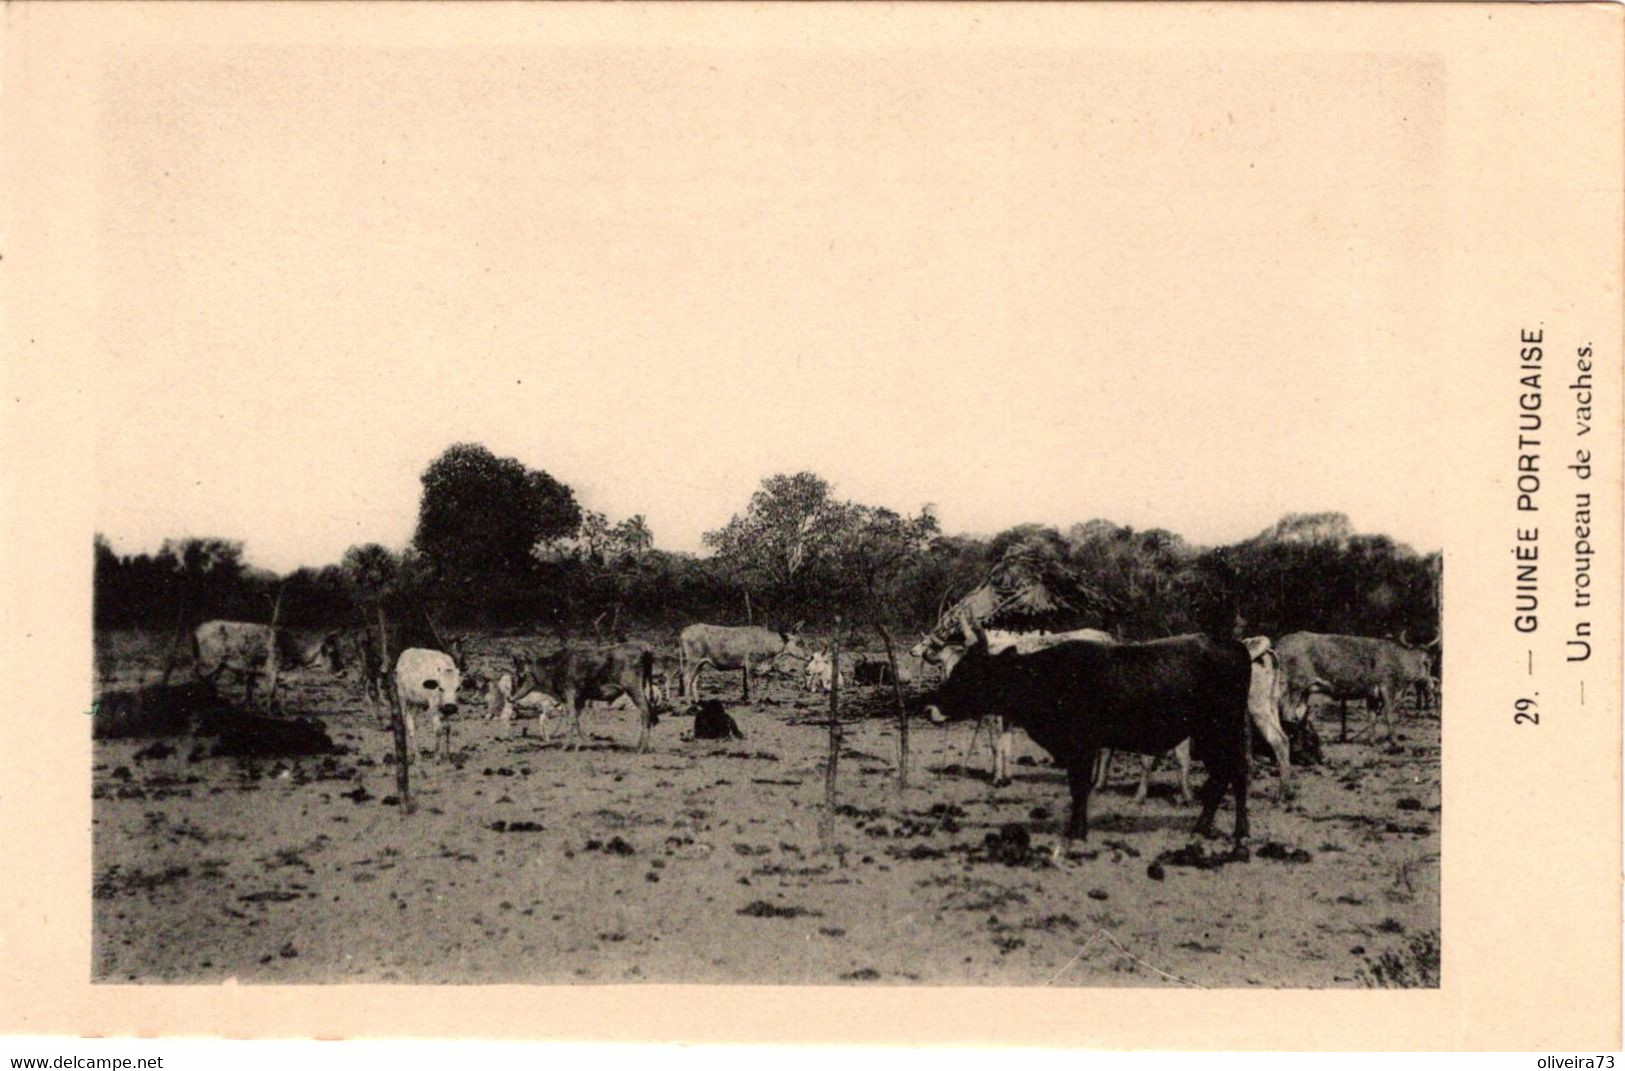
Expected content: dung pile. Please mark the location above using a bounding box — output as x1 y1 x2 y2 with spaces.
206 711 338 757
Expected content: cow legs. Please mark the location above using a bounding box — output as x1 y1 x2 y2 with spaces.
565 689 587 750
1132 754 1155 804
1091 749 1112 791
1063 769 1093 844
1192 773 1226 839
431 710 451 761
990 716 1011 787
1190 739 1228 840
683 660 705 703
632 693 654 754
741 663 751 702
1254 713 1294 799
1172 740 1193 804
1229 733 1251 846
1128 743 1192 805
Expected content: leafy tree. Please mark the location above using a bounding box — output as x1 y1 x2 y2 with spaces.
340 543 402 606
704 472 849 620
412 443 581 610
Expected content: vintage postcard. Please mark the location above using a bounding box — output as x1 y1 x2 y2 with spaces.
1 0 1619 1052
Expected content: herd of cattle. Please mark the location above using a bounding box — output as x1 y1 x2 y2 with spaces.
187 614 1440 851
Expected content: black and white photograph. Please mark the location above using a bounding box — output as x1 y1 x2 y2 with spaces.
4 0 1620 1051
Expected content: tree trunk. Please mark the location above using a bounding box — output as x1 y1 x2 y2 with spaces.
743 588 753 625
875 623 909 790
378 605 413 815
820 616 842 847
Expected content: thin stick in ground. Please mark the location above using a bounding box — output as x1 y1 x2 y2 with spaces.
820 616 842 848
875 622 910 790
377 604 413 816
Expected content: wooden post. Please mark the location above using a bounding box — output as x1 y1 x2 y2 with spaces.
265 584 286 710
743 589 752 625
820 615 842 847
875 623 909 790
377 605 413 815
158 603 188 688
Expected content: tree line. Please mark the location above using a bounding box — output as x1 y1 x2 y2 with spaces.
95 443 1442 646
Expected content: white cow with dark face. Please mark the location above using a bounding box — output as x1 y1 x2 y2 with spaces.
395 648 462 759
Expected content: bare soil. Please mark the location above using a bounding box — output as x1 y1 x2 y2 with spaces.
92 630 1440 987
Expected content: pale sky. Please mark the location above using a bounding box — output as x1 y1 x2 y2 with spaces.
92 33 1447 573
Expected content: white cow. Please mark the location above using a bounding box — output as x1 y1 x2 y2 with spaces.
803 649 849 693
395 648 462 759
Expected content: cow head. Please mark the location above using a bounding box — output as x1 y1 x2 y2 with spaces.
778 625 808 661
419 660 462 716
923 624 999 725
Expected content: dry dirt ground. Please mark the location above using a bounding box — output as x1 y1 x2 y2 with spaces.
92 630 1440 987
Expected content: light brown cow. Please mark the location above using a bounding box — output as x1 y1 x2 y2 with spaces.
679 624 807 701
509 642 659 752
192 620 342 706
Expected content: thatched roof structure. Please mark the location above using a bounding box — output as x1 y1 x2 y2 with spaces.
927 557 1117 640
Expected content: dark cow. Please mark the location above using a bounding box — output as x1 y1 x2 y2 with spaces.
679 624 807 701
687 699 745 740
925 626 1253 848
509 642 659 752
192 620 344 705
1092 636 1295 803
913 627 1116 786
1275 632 1434 742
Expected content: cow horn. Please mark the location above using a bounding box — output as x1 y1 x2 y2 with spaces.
958 612 977 645
1424 632 1441 648
1398 628 1412 647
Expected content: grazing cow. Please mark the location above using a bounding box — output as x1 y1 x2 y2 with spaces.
509 642 659 752
925 626 1253 848
394 648 462 759
192 620 344 705
1092 636 1294 803
679 624 807 701
913 627 1116 786
688 699 745 740
1275 632 1435 742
